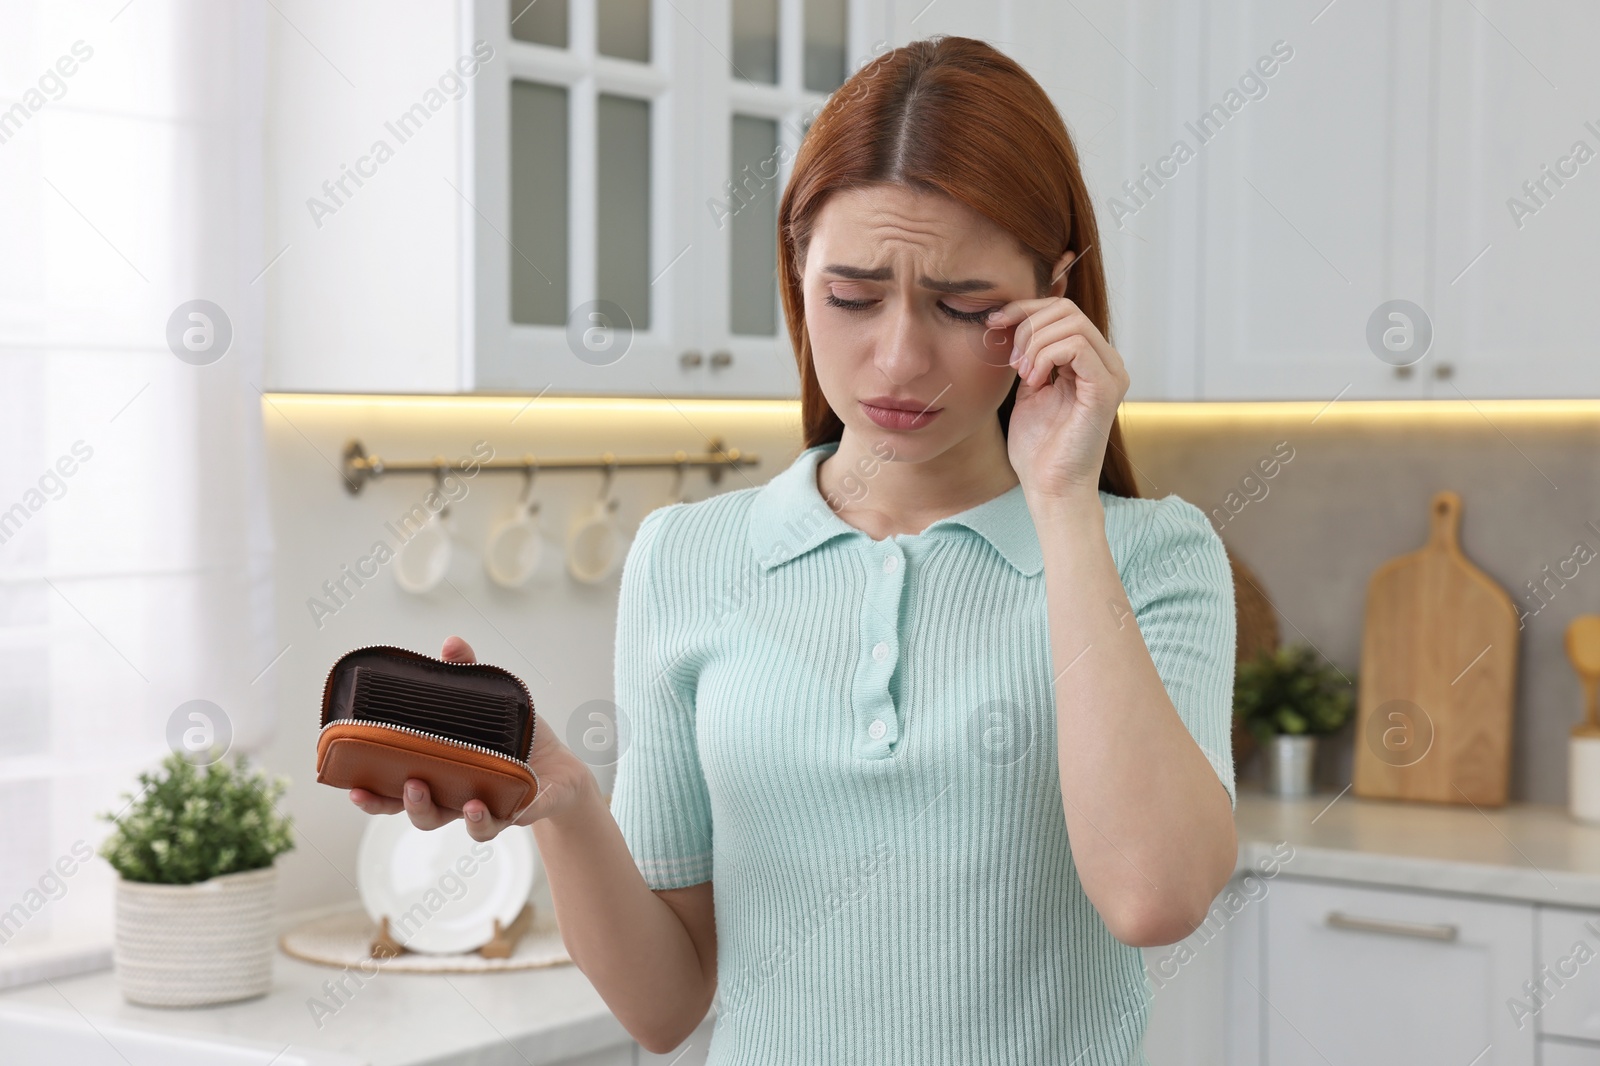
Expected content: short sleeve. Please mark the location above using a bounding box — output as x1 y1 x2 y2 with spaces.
1124 495 1238 810
608 504 715 889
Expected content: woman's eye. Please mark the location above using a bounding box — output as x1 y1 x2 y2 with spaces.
939 302 994 324
822 292 994 324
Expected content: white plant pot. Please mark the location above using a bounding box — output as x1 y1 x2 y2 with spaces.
113 863 278 1007
1267 734 1318 797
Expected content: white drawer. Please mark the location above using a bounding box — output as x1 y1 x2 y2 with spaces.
1264 877 1534 1064
1536 907 1600 1041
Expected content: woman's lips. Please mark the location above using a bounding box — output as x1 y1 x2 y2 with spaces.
861 400 942 430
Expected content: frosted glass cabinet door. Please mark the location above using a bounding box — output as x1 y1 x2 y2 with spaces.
688 0 889 398
1263 878 1535 1065
473 0 887 396
473 0 689 394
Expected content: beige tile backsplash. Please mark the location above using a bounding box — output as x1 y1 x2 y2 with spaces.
264 397 1600 912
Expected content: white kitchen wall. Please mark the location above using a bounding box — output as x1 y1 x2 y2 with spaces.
256 395 802 916
259 396 1600 921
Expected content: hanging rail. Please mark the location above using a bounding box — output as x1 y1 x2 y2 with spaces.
339 437 759 496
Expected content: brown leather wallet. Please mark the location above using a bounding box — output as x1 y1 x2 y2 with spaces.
316 644 539 821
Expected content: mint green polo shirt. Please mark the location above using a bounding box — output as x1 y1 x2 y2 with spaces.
608 439 1237 1065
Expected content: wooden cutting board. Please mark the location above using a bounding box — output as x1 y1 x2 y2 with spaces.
1352 490 1519 806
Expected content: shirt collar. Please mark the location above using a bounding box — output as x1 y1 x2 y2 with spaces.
746 440 1044 577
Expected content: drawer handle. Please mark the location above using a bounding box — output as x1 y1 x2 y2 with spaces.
1324 911 1459 941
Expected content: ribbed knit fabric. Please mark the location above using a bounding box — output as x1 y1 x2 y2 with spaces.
608 439 1237 1066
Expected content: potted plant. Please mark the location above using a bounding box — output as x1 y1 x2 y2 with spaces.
97 749 295 1007
1234 643 1356 797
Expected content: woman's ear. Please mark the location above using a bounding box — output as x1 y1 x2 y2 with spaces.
1049 249 1077 298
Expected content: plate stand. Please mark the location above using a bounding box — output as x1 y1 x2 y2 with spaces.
369 902 536 959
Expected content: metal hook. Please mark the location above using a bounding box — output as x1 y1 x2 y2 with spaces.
518 455 541 516
431 460 451 519
598 455 619 512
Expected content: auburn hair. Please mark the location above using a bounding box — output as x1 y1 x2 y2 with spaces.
775 35 1139 499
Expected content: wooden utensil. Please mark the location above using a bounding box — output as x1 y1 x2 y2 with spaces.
1352 490 1519 806
1566 616 1600 738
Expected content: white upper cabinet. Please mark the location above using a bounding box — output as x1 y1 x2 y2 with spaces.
1191 0 1597 400
469 0 888 396
1429 1 1600 399
1194 0 1435 400
266 1 1592 400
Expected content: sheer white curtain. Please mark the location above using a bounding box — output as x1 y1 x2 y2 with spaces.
0 0 275 983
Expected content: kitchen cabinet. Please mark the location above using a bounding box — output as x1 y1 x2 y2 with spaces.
1535 906 1600 1043
1262 877 1535 1064
1195 0 1435 401
1427 2 1600 399
267 1 1596 400
265 0 886 396
1187 0 1596 400
467 0 888 396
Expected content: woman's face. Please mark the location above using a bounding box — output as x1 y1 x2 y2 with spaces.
801 182 1048 461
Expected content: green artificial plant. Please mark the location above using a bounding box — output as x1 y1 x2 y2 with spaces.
98 749 296 885
1234 642 1356 746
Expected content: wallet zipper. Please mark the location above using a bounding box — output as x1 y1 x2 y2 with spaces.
317 717 536 773
320 643 536 766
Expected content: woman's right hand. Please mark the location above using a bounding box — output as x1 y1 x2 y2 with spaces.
348 634 598 841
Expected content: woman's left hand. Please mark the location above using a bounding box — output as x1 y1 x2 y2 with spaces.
987 297 1130 501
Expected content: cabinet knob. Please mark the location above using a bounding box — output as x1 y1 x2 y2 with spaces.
1393 365 1413 380
679 349 704 368
709 350 733 369
1433 361 1454 380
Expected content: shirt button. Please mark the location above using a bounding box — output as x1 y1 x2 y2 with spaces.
883 555 899 574
868 719 887 739
872 641 890 661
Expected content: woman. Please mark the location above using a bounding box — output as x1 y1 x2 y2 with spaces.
351 35 1238 1065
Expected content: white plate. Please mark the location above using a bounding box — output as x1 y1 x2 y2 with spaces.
356 813 538 955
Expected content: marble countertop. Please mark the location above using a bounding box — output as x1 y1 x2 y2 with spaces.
10 784 1600 1065
1233 779 1600 907
0 907 630 1066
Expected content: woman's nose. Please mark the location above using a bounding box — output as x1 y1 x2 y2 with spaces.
873 305 936 376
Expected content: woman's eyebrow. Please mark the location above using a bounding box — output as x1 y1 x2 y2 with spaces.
821 263 998 294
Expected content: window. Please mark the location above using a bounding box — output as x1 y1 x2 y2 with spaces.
0 3 276 985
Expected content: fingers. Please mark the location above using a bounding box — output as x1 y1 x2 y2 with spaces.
351 782 513 840
1011 318 1078 383
990 298 1127 383
350 788 403 815
985 297 1058 329
459 797 514 841
441 635 476 663
400 778 462 831
1001 306 1128 395
1024 334 1118 395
